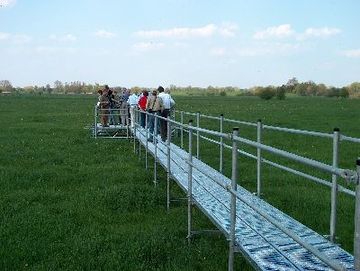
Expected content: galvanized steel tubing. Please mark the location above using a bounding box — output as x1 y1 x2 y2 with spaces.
330 128 340 242
175 110 360 142
355 158 360 270
167 118 171 211
256 119 262 197
187 120 193 242
153 116 158 186
228 128 238 271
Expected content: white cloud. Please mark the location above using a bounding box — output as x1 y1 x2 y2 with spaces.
253 25 341 41
0 32 31 43
342 49 360 58
132 42 165 52
0 32 10 40
210 48 226 56
35 46 77 54
134 23 237 39
218 23 238 37
50 34 77 42
12 34 32 44
253 24 294 40
94 30 116 38
0 0 16 8
298 27 341 40
237 42 301 57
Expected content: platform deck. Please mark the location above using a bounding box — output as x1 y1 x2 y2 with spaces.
135 127 354 271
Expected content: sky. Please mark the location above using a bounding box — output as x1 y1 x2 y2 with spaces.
0 0 359 88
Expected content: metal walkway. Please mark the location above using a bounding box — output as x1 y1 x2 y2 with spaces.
134 127 355 271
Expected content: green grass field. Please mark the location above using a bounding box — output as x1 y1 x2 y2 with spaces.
0 94 359 270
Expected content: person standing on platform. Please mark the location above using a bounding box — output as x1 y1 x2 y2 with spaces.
158 86 175 141
99 87 110 127
127 89 139 128
146 90 163 141
138 90 149 128
118 95 128 126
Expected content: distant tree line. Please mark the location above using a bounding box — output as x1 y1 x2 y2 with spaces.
0 78 359 99
249 78 360 100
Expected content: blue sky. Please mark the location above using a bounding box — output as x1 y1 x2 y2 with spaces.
0 0 359 88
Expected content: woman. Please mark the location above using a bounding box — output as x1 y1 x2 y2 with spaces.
138 90 149 128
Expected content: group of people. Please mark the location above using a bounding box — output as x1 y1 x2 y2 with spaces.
97 85 175 142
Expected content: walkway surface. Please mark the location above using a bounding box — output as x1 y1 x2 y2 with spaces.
135 128 355 271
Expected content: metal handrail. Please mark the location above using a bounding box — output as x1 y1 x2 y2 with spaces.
175 109 360 143
131 108 359 271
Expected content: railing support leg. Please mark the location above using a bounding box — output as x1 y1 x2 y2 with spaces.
133 110 137 154
330 128 340 242
220 114 224 173
145 113 148 170
187 120 193 243
228 127 239 271
166 118 171 211
354 158 360 270
153 115 158 187
94 106 98 139
180 111 184 148
257 119 262 197
196 111 200 158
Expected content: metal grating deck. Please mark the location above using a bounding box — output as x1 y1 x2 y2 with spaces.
135 128 355 271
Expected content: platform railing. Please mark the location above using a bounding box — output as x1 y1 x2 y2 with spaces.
94 105 131 138
174 109 360 243
132 109 359 271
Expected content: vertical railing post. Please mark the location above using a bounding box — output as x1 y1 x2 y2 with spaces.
133 110 137 154
180 111 184 148
330 128 340 242
196 111 200 158
219 114 224 173
166 118 171 212
138 111 142 160
228 127 239 271
145 112 148 170
354 158 360 271
257 119 262 197
187 120 193 244
94 105 98 139
153 115 158 187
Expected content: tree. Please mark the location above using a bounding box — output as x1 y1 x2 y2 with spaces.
54 80 63 93
347 82 360 98
275 85 286 100
0 80 13 93
46 84 53 94
255 86 276 100
285 77 299 93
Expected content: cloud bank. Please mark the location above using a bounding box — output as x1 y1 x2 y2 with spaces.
134 23 237 39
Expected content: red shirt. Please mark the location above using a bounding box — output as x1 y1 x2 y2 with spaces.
138 96 147 111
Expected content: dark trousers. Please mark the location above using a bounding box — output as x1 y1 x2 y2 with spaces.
140 111 146 128
160 109 170 141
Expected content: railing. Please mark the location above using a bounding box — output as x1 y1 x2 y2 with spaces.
174 110 360 243
132 109 360 271
93 105 131 138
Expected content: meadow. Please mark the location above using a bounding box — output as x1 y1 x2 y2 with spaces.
0 94 359 270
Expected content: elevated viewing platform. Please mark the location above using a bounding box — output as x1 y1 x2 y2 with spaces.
134 126 355 271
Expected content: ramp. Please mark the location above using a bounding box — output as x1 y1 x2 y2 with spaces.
135 127 355 271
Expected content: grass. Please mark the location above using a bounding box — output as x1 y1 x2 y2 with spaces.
0 94 359 270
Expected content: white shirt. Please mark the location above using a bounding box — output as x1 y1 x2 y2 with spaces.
127 93 139 106
158 92 175 109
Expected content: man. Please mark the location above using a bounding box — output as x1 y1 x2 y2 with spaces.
99 87 110 127
157 86 175 141
127 89 139 128
146 90 163 141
